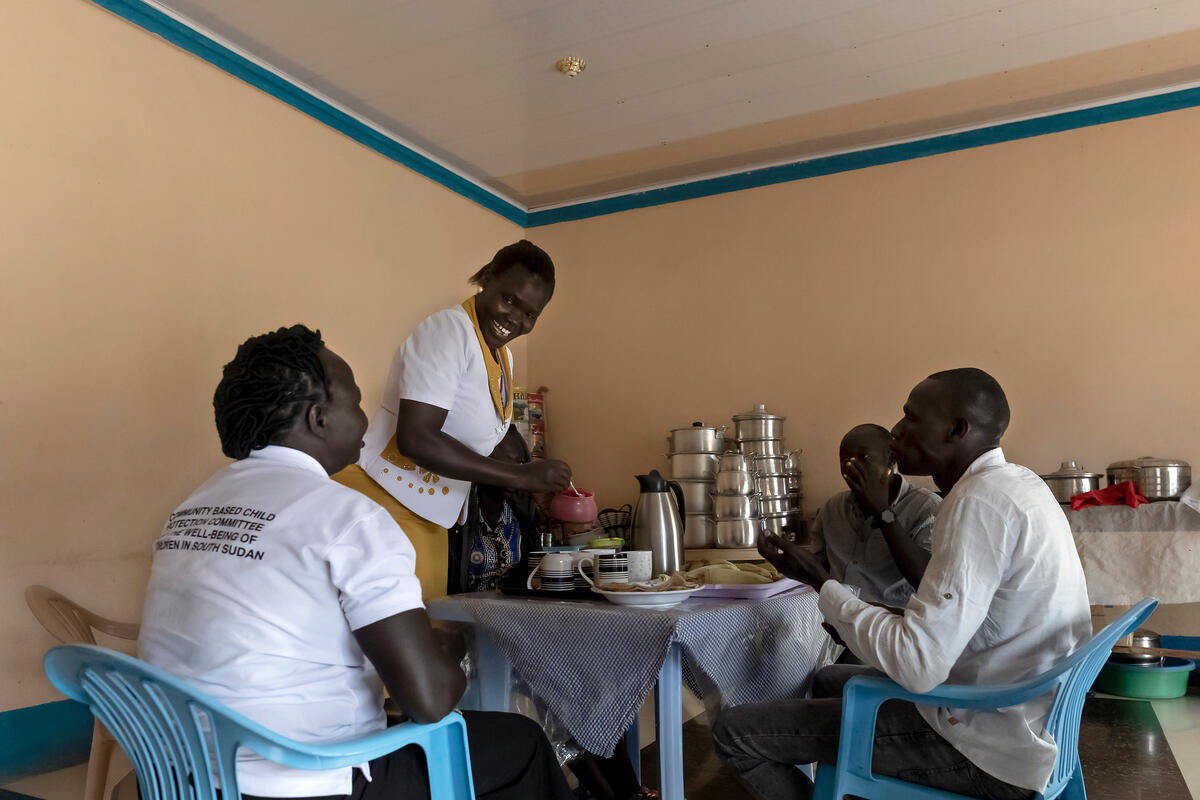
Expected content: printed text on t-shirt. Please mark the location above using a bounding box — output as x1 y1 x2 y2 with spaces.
156 505 278 561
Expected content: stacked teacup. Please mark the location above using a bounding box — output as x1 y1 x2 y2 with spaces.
666 422 724 548
578 550 630 589
713 452 760 548
526 552 574 592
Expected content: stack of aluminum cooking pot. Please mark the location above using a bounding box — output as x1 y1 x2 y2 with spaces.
713 451 760 548
732 404 802 535
666 422 724 547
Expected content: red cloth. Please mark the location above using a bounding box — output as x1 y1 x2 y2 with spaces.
1070 481 1149 510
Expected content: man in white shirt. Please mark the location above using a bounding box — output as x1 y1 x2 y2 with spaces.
805 423 941 608
139 325 571 800
713 368 1091 800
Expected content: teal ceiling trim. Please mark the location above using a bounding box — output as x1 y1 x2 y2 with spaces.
525 84 1200 227
90 0 1200 231
89 0 529 227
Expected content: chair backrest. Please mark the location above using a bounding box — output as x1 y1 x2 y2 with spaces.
44 644 475 800
25 586 140 645
1039 597 1157 799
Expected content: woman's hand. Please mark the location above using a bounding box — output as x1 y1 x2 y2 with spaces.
520 459 572 492
396 399 572 491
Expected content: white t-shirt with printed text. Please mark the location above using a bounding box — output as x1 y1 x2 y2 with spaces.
138 445 424 797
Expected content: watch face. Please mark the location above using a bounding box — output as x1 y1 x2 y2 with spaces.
880 509 896 524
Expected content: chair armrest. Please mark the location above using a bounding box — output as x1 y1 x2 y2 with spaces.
237 712 468 771
90 619 141 641
843 674 1057 712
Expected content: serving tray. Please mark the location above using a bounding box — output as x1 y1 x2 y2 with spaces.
691 577 802 599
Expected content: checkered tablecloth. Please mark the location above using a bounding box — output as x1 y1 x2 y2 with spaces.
457 588 824 756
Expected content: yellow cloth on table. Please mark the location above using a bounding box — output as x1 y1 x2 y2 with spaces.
333 464 448 599
685 561 781 585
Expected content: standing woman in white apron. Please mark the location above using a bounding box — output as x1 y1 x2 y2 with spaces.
337 241 572 596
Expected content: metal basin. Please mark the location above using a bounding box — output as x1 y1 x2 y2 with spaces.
676 479 714 513
714 493 758 519
715 518 757 548
668 452 720 479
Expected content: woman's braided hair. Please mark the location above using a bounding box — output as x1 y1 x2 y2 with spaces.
213 325 329 459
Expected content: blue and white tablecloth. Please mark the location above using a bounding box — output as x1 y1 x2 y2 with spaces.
457 588 824 756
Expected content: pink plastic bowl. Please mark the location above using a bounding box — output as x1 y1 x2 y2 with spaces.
550 488 598 523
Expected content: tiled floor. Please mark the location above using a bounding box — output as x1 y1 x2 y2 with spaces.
638 688 1199 800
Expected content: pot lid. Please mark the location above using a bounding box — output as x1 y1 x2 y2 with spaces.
1130 628 1160 647
1039 460 1102 480
732 403 786 422
1107 456 1191 469
669 421 725 433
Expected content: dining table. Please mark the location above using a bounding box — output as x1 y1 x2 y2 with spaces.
427 585 827 800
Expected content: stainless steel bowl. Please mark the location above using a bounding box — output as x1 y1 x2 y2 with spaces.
1107 457 1192 501
1039 461 1103 504
732 404 786 440
715 517 757 548
667 423 725 454
733 418 784 440
718 452 750 472
715 469 753 495
714 493 758 519
676 479 714 513
683 512 715 548
667 452 720 479
738 438 785 456
1110 628 1162 665
759 511 793 535
750 454 787 474
755 474 790 498
759 496 790 515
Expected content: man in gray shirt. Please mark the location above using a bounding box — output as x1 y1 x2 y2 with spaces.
805 423 941 607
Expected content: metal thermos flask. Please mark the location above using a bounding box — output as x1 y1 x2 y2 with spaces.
630 469 686 576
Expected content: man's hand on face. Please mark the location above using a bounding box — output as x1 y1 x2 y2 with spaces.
757 531 831 591
843 456 891 516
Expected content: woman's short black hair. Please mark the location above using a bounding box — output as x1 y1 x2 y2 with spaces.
213 325 328 459
469 240 555 293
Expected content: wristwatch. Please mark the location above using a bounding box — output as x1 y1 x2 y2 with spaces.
869 506 896 528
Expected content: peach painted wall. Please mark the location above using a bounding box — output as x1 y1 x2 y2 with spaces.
0 0 521 716
527 105 1200 523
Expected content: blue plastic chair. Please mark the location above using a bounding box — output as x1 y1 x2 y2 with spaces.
44 644 476 800
813 597 1158 800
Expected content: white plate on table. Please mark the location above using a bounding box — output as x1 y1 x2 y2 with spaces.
591 586 702 609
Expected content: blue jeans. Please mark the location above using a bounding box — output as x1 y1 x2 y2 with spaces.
712 665 1036 800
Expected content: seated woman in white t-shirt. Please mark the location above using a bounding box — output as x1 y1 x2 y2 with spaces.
138 324 572 800
338 240 573 597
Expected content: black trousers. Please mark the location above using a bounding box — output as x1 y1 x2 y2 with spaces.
243 710 572 800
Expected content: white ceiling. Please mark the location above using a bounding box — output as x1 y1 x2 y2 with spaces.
152 0 1200 206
